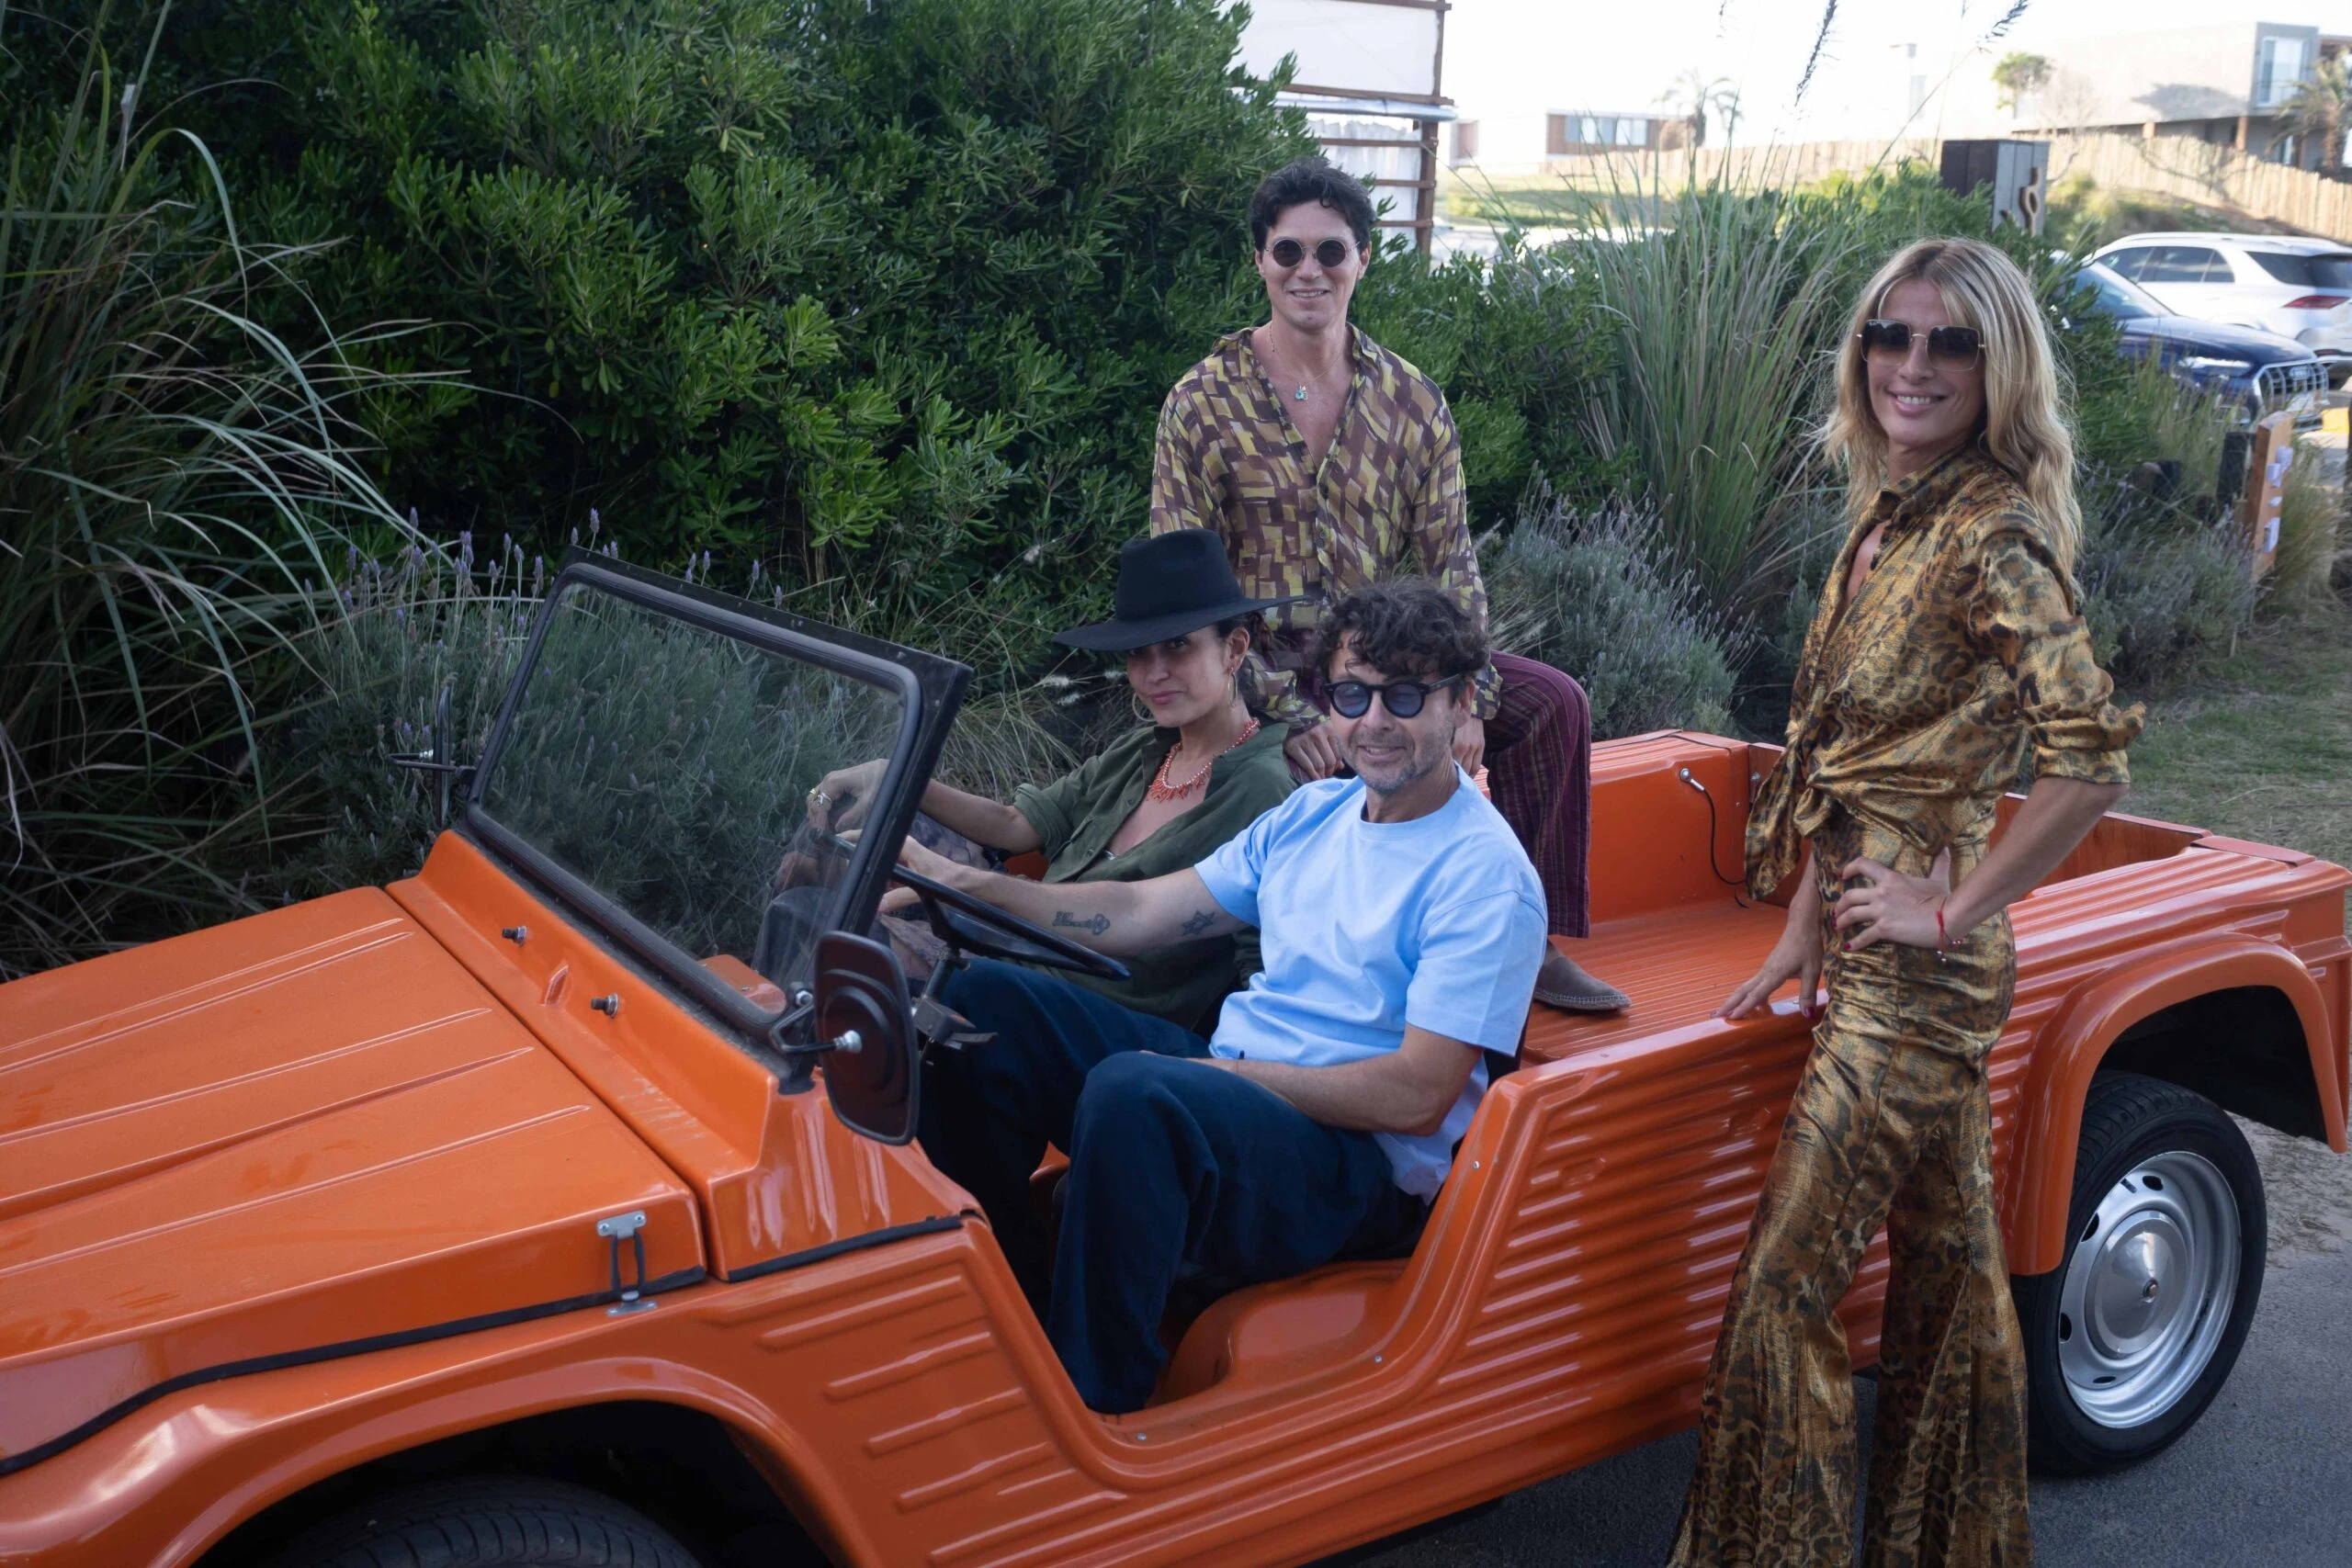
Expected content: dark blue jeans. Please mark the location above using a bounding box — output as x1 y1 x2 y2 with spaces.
921 960 1423 1414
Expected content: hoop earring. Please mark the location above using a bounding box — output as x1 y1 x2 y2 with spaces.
1132 691 1155 726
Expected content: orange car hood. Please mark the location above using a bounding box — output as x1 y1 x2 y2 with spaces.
0 889 704 1472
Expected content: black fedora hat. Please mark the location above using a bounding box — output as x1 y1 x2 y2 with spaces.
1052 530 1304 652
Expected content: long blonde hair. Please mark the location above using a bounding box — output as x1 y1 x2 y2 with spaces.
1821 238 2081 571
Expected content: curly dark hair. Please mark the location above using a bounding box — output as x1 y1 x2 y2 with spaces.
1249 157 1374 254
1311 580 1487 688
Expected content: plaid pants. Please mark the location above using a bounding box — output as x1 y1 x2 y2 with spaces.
1486 652 1591 940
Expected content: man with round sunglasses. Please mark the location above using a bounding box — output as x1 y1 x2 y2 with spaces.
1149 155 1627 1014
889 581 1545 1414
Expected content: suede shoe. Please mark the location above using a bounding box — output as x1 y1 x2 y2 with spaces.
1532 947 1630 1012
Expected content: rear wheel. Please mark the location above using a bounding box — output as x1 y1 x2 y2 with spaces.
2012 1072 2266 1474
266 1476 703 1568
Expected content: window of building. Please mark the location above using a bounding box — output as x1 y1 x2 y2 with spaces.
2257 36 2311 108
1616 117 1645 146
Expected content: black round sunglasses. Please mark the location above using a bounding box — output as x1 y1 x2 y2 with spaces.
1267 237 1355 270
1323 674 1461 719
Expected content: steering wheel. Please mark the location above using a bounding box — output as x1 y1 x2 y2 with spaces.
817 831 1128 982
888 862 1130 983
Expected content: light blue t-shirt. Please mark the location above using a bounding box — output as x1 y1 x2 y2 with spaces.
1193 768 1547 1198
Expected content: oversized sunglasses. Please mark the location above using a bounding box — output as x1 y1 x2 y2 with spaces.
1267 236 1354 269
1323 674 1462 719
1858 319 1984 368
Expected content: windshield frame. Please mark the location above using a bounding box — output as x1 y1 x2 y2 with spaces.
460 552 969 1046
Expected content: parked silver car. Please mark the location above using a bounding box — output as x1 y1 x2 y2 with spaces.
2093 232 2352 383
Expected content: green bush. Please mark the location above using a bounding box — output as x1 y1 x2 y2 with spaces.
0 23 415 977
1483 492 1738 739
1352 243 1623 520
74 0 1312 664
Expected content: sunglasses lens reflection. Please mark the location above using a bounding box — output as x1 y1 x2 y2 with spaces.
1325 681 1429 719
1860 320 1982 367
1270 238 1351 269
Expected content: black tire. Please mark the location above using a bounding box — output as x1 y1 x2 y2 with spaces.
266 1476 704 1568
2011 1071 2266 1475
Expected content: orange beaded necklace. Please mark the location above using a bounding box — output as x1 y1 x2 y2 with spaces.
1145 717 1260 804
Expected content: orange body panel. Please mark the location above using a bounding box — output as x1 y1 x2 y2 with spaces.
0 732 2343 1568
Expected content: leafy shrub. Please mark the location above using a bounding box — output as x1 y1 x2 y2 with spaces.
270 541 542 899
0 26 414 977
1483 492 1738 739
1352 243 1623 520
2076 487 2256 686
77 0 1313 661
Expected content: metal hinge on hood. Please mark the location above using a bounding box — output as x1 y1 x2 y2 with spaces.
595 1210 658 1314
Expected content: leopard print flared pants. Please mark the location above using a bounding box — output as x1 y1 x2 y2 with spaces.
1669 818 2032 1567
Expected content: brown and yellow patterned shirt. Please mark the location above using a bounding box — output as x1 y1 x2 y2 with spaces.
1148 325 1500 727
1747 446 2143 899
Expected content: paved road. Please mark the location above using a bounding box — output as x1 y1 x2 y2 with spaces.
1327 1126 2352 1568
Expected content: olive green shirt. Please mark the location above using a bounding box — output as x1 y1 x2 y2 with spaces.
1012 722 1294 1032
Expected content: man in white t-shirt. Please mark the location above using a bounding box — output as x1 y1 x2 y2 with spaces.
899 580 1546 1413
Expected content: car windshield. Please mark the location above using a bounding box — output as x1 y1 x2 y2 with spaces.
476 580 910 1005
2078 264 2165 321
2249 251 2352 290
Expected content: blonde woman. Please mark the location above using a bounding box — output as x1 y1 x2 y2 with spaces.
1672 238 2144 1565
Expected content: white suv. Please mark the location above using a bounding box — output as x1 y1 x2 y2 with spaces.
2093 232 2352 383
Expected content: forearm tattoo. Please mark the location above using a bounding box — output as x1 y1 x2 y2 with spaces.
1179 908 1216 938
1053 910 1111 936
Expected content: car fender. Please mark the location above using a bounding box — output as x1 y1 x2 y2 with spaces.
0 1322 870 1568
2001 931 2342 1276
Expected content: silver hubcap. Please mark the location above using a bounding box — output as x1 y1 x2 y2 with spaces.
2056 1149 2240 1429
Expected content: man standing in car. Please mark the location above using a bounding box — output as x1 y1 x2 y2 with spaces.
1148 156 1625 1013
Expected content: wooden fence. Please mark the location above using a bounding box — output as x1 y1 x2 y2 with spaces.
1464 133 2352 242
2045 134 2352 243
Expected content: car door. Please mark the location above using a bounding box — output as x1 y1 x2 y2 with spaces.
2134 244 2235 322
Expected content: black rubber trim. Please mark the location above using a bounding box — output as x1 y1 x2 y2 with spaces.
0 1267 706 1480
721 1214 964 1283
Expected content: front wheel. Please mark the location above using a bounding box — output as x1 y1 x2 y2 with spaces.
266 1477 704 1568
2011 1071 2266 1474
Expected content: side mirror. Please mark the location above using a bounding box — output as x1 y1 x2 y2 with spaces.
809 931 920 1144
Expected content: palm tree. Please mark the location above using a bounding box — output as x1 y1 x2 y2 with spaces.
1657 69 1741 149
2280 56 2352 175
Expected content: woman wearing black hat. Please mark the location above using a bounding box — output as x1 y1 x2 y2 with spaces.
807 530 1296 1032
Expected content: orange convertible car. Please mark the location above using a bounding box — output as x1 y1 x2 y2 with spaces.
3 557 2346 1567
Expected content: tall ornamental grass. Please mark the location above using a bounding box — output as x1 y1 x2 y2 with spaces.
0 24 417 977
1554 165 1864 614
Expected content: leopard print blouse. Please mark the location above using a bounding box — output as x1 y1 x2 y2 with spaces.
1747 446 2144 899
